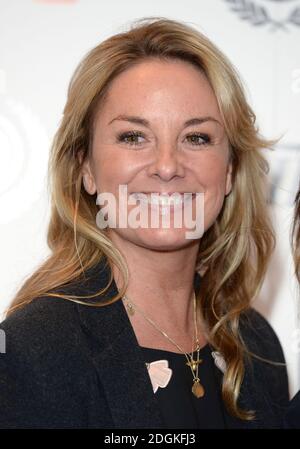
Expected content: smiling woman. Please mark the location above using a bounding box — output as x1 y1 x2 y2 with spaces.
82 57 231 248
0 16 289 429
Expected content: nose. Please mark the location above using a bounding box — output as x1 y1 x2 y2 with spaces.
147 143 185 182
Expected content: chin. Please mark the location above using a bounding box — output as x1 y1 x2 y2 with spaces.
128 227 199 251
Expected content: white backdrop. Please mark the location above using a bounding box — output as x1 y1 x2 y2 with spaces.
0 0 299 396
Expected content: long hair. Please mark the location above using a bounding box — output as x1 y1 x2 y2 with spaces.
6 17 277 420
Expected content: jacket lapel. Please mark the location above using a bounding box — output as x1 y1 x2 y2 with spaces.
76 257 164 428
74 256 260 429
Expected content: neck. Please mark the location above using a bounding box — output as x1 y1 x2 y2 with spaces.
109 231 203 339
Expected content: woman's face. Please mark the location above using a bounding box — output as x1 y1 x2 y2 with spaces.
82 58 232 251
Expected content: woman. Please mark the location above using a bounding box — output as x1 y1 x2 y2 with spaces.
0 17 289 429
285 187 300 428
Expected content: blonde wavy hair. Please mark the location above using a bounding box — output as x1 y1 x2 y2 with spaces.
7 17 277 420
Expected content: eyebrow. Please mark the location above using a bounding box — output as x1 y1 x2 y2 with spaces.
108 114 221 127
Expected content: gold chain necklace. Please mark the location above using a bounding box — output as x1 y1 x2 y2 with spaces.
122 291 205 398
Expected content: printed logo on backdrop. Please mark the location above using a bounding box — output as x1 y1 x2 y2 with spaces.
0 69 49 225
224 0 300 30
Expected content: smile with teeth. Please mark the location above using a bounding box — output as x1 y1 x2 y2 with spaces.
131 193 195 209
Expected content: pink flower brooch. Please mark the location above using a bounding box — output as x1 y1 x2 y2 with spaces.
145 352 226 394
145 360 173 393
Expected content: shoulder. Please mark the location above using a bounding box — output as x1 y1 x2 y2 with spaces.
0 295 88 377
1 296 79 352
239 307 285 362
0 258 109 347
0 296 102 428
0 258 111 362
239 307 290 413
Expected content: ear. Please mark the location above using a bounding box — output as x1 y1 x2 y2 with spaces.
78 149 97 195
225 159 233 196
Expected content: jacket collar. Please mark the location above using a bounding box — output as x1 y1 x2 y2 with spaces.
74 256 259 429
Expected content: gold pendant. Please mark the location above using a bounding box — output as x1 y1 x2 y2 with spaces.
186 358 202 372
192 379 205 398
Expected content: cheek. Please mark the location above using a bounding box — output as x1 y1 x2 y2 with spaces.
196 156 230 223
92 146 136 193
197 154 229 192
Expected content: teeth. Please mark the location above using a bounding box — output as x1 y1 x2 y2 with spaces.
132 193 192 206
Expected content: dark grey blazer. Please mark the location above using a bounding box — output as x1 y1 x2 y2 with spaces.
285 390 300 428
0 257 289 429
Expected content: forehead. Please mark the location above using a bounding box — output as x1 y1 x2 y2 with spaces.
96 58 222 125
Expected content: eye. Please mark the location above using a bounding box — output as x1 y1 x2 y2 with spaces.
116 131 146 146
116 131 212 148
185 133 211 147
